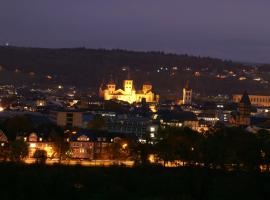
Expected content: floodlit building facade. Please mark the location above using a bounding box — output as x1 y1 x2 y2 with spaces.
233 94 270 107
100 79 159 104
24 133 57 158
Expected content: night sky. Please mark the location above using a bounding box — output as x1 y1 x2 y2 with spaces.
1 0 270 63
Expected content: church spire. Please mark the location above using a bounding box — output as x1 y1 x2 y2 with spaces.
108 74 115 84
185 80 190 89
240 90 251 105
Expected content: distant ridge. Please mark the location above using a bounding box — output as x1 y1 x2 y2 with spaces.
0 46 268 95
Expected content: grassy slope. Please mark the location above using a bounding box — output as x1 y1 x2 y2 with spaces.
0 164 269 200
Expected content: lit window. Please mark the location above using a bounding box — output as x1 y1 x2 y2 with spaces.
30 143 36 148
150 127 155 132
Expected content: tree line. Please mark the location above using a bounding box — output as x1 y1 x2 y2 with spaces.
133 126 270 171
1 115 270 171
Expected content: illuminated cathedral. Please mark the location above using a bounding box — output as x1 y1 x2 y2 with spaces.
100 78 159 104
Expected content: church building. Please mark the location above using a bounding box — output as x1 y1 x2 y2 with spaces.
230 91 251 126
100 78 159 104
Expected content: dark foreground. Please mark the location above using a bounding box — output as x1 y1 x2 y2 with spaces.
1 164 270 200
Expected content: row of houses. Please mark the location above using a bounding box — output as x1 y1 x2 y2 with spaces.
0 130 131 160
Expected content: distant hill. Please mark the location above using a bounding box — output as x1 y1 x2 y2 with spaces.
0 46 268 96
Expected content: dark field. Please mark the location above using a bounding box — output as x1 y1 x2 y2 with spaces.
1 164 270 200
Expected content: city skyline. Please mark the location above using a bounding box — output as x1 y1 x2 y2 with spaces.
1 0 270 63
1 2 270 199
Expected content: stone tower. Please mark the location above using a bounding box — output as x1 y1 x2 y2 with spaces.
237 91 251 126
183 80 192 105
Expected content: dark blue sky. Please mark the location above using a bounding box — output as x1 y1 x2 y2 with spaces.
1 0 270 63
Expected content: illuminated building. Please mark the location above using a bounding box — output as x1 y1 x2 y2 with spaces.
100 79 159 104
233 94 270 107
70 134 94 159
36 99 46 107
25 133 57 158
157 110 200 131
70 130 125 160
106 116 158 138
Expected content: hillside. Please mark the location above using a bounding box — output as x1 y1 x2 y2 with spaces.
0 46 268 95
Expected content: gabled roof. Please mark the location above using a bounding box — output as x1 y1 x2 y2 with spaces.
240 91 251 105
0 130 8 142
158 110 197 122
70 129 134 142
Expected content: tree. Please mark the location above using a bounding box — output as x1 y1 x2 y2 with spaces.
202 127 261 171
51 128 70 163
33 149 47 164
3 116 33 140
9 139 29 162
111 139 123 160
257 129 270 170
155 127 202 166
131 141 152 166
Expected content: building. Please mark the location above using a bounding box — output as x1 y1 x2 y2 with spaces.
0 130 8 147
23 132 57 158
100 79 159 104
182 81 192 105
157 110 200 131
178 81 192 105
50 110 86 128
106 115 158 138
197 111 219 124
230 91 251 126
70 134 94 159
233 94 270 107
69 130 128 160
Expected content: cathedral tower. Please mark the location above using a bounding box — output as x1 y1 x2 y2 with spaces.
107 77 116 94
237 91 251 126
123 80 133 94
183 80 192 105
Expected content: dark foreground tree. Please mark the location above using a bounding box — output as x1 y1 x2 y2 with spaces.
9 139 29 162
33 149 47 164
256 129 270 170
202 127 261 170
156 127 202 166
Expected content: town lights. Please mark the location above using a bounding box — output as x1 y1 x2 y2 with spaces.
30 143 36 148
148 154 155 163
122 143 128 149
